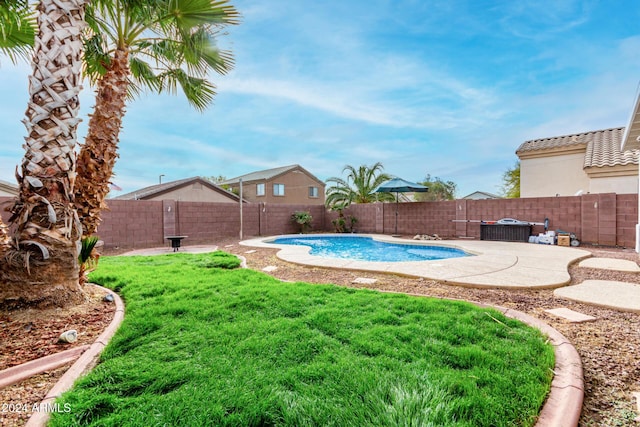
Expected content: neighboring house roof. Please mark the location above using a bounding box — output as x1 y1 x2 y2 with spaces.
0 179 18 196
221 164 325 186
461 191 501 200
516 127 639 168
114 177 242 201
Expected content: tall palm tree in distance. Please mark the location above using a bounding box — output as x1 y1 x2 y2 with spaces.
1 0 88 307
325 162 396 210
74 0 240 236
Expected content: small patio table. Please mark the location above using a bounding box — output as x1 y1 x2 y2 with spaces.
165 236 187 252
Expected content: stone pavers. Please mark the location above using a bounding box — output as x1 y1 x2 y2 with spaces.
544 307 597 323
554 280 640 313
578 257 640 272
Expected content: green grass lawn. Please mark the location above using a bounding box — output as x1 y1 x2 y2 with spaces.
50 251 554 427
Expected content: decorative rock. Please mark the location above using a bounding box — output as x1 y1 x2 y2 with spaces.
103 294 114 303
413 234 443 241
262 266 278 272
58 330 77 344
352 277 378 285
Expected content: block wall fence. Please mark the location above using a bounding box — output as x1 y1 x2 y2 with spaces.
0 193 637 250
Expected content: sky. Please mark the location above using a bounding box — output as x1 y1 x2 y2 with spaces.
2 0 640 198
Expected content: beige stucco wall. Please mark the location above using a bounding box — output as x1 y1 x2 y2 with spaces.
145 183 237 202
520 153 590 197
588 175 638 194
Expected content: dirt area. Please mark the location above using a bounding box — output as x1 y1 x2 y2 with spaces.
0 285 114 426
1 238 639 426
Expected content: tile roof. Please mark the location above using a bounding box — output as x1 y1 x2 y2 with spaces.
114 177 239 201
584 127 638 168
221 165 300 184
517 127 639 168
461 191 502 199
221 164 324 185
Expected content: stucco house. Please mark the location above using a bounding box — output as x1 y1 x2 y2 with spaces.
516 127 639 198
461 191 501 200
114 177 242 203
0 179 18 197
221 164 325 205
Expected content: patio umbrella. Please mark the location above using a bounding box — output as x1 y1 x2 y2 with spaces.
373 178 429 236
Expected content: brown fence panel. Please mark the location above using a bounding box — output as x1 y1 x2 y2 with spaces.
259 204 326 236
617 194 638 248
0 196 13 225
97 199 164 249
325 204 381 233
177 201 259 244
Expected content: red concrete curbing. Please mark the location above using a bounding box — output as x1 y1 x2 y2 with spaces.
0 345 90 390
25 285 125 427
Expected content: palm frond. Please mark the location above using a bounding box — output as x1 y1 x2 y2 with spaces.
161 0 241 30
83 34 111 83
129 57 161 90
0 1 35 64
157 68 216 111
79 235 100 264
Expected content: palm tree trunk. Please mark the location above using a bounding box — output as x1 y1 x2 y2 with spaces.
75 48 129 236
0 0 87 308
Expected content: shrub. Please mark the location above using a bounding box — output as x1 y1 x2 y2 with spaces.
291 211 313 233
332 209 357 233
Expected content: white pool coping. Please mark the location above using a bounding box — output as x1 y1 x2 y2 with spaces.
240 234 592 289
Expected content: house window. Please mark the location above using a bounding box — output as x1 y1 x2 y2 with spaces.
308 186 319 198
273 183 285 196
256 183 265 196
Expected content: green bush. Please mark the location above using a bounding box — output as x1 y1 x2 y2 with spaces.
291 211 313 233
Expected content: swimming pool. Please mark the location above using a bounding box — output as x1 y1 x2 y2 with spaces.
271 235 471 262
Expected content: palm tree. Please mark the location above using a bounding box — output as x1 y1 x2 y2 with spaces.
1 0 88 307
325 162 396 210
74 0 240 236
0 0 35 64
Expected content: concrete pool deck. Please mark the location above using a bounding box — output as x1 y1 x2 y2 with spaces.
240 234 593 289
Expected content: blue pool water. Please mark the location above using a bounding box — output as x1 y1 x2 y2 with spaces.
272 236 471 262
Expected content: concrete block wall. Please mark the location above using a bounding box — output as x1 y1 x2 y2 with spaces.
462 197 584 240
326 204 382 233
0 194 638 249
260 204 326 236
616 194 638 248
98 199 164 249
0 197 12 226
176 201 258 244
